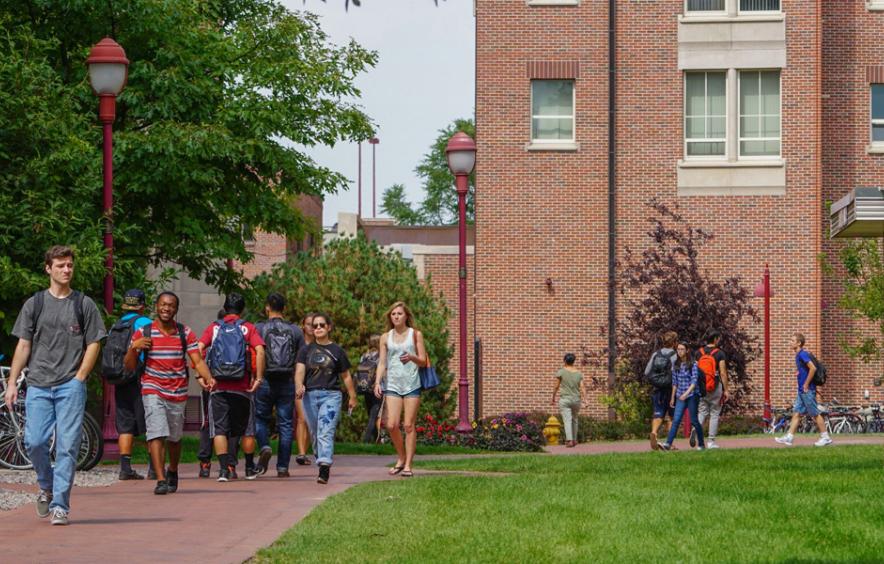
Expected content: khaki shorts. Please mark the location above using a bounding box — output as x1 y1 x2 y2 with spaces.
143 393 186 442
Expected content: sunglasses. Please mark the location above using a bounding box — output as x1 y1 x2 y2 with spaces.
312 323 327 329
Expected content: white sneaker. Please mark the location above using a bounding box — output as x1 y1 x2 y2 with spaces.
775 434 793 445
814 436 833 447
706 440 719 449
696 446 705 451
49 508 69 526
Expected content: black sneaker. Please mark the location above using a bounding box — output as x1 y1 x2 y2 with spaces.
689 428 697 448
154 480 169 495
257 446 272 475
119 469 145 481
230 467 238 480
317 464 330 484
166 469 179 493
147 466 157 480
277 470 290 478
198 461 211 478
218 465 237 482
295 455 311 466
245 465 258 480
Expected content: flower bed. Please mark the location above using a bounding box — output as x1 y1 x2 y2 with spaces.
416 412 545 452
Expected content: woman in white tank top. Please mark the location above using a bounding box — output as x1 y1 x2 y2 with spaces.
374 301 428 477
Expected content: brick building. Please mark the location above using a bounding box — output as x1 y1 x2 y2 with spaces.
474 0 883 418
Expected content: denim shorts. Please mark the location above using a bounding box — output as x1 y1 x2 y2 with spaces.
651 388 674 419
792 391 820 417
384 389 421 399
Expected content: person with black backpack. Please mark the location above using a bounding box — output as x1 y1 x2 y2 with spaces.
356 335 382 443
254 292 304 477
775 333 833 447
101 288 153 480
5 246 106 526
645 331 678 451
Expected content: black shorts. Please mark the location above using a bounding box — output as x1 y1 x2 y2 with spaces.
114 379 146 436
208 392 255 438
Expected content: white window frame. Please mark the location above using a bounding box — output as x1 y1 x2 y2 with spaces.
684 0 726 14
530 79 576 144
872 84 884 147
738 70 781 160
738 0 781 15
684 71 728 161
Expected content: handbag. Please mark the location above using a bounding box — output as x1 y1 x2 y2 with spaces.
419 357 440 390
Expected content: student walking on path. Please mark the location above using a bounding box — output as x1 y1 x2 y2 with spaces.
646 331 678 451
551 353 587 448
255 292 304 477
296 313 357 484
4 246 106 525
356 335 382 443
776 333 833 447
660 343 705 451
127 292 215 495
695 331 728 449
293 312 317 465
374 302 428 478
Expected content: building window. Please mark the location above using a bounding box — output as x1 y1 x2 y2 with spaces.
740 0 779 12
685 72 726 158
531 80 575 142
873 85 884 145
686 0 724 12
739 70 780 158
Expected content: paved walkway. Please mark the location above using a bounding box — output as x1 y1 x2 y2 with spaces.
3 435 883 563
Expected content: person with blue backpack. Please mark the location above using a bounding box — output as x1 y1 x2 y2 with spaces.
254 292 304 477
101 288 153 480
199 293 266 482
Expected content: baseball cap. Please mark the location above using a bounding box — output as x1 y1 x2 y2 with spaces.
121 289 146 311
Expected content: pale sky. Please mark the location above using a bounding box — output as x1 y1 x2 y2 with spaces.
280 0 476 226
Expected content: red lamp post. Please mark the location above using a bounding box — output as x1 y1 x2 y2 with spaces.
369 137 379 218
445 132 476 433
87 37 129 458
753 265 773 420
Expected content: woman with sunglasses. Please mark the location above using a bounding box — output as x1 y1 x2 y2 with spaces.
295 313 357 484
292 313 316 466
374 302 428 478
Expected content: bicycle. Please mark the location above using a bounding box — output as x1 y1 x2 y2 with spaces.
752 406 792 435
0 359 104 471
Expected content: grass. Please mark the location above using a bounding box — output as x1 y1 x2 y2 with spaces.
107 436 488 465
255 445 884 563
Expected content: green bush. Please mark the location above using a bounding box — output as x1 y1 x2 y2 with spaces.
415 413 545 453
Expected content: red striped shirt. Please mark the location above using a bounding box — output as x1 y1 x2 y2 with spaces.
132 321 199 402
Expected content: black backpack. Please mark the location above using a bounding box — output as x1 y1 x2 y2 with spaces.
29 290 86 347
262 318 297 379
808 352 827 386
648 350 675 389
355 352 379 394
101 316 150 385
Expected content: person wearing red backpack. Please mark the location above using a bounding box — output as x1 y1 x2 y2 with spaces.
775 333 832 447
694 331 729 449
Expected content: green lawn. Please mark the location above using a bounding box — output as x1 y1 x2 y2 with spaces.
256 445 884 563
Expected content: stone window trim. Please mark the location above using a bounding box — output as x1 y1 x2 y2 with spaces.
677 159 786 197
682 0 781 19
868 1 884 11
526 0 579 6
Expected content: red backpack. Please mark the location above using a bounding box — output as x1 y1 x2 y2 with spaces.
696 347 720 395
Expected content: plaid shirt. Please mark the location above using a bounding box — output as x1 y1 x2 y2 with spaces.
673 362 699 397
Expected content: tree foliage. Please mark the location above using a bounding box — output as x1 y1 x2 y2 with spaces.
586 201 761 414
248 235 453 441
381 118 474 226
834 239 883 363
0 1 376 343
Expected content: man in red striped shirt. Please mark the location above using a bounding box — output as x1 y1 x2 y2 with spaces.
125 292 214 495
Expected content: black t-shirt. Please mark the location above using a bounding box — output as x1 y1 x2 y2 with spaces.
702 346 727 372
296 342 351 390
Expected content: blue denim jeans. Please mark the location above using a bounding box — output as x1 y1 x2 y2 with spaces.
255 379 295 470
24 377 87 512
792 391 820 416
666 394 705 448
302 389 342 466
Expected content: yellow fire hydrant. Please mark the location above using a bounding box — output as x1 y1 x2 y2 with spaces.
542 416 563 446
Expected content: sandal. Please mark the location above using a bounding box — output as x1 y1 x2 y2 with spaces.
400 470 414 478
295 455 311 466
388 465 405 476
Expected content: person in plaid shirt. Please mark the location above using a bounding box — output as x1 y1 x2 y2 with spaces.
660 343 705 451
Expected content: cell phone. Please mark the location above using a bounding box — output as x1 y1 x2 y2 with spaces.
347 406 354 417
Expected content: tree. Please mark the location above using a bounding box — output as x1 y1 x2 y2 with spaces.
585 200 761 415
833 239 883 363
248 235 453 441
381 118 474 226
0 1 376 341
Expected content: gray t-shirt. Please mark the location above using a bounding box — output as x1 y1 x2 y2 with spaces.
12 290 106 387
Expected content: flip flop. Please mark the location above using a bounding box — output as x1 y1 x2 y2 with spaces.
400 470 414 478
388 465 405 475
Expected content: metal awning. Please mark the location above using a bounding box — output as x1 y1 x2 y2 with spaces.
830 187 884 238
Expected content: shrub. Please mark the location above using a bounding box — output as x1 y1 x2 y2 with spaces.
415 413 545 452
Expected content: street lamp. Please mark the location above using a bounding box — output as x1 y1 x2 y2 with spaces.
369 137 379 217
445 131 476 433
87 37 129 459
753 265 774 420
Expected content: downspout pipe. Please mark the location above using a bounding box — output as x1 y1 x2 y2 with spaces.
607 0 617 419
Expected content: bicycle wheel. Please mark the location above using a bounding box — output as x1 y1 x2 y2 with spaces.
77 412 103 471
0 401 32 470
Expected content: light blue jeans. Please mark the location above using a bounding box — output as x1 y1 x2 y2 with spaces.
25 377 87 512
302 389 342 466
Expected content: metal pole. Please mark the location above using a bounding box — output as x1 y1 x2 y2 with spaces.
372 142 377 218
455 173 471 432
357 142 362 218
764 264 771 420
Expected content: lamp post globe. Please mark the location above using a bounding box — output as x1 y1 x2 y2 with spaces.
446 131 476 433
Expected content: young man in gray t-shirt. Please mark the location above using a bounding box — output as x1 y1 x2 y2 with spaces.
4 245 106 526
